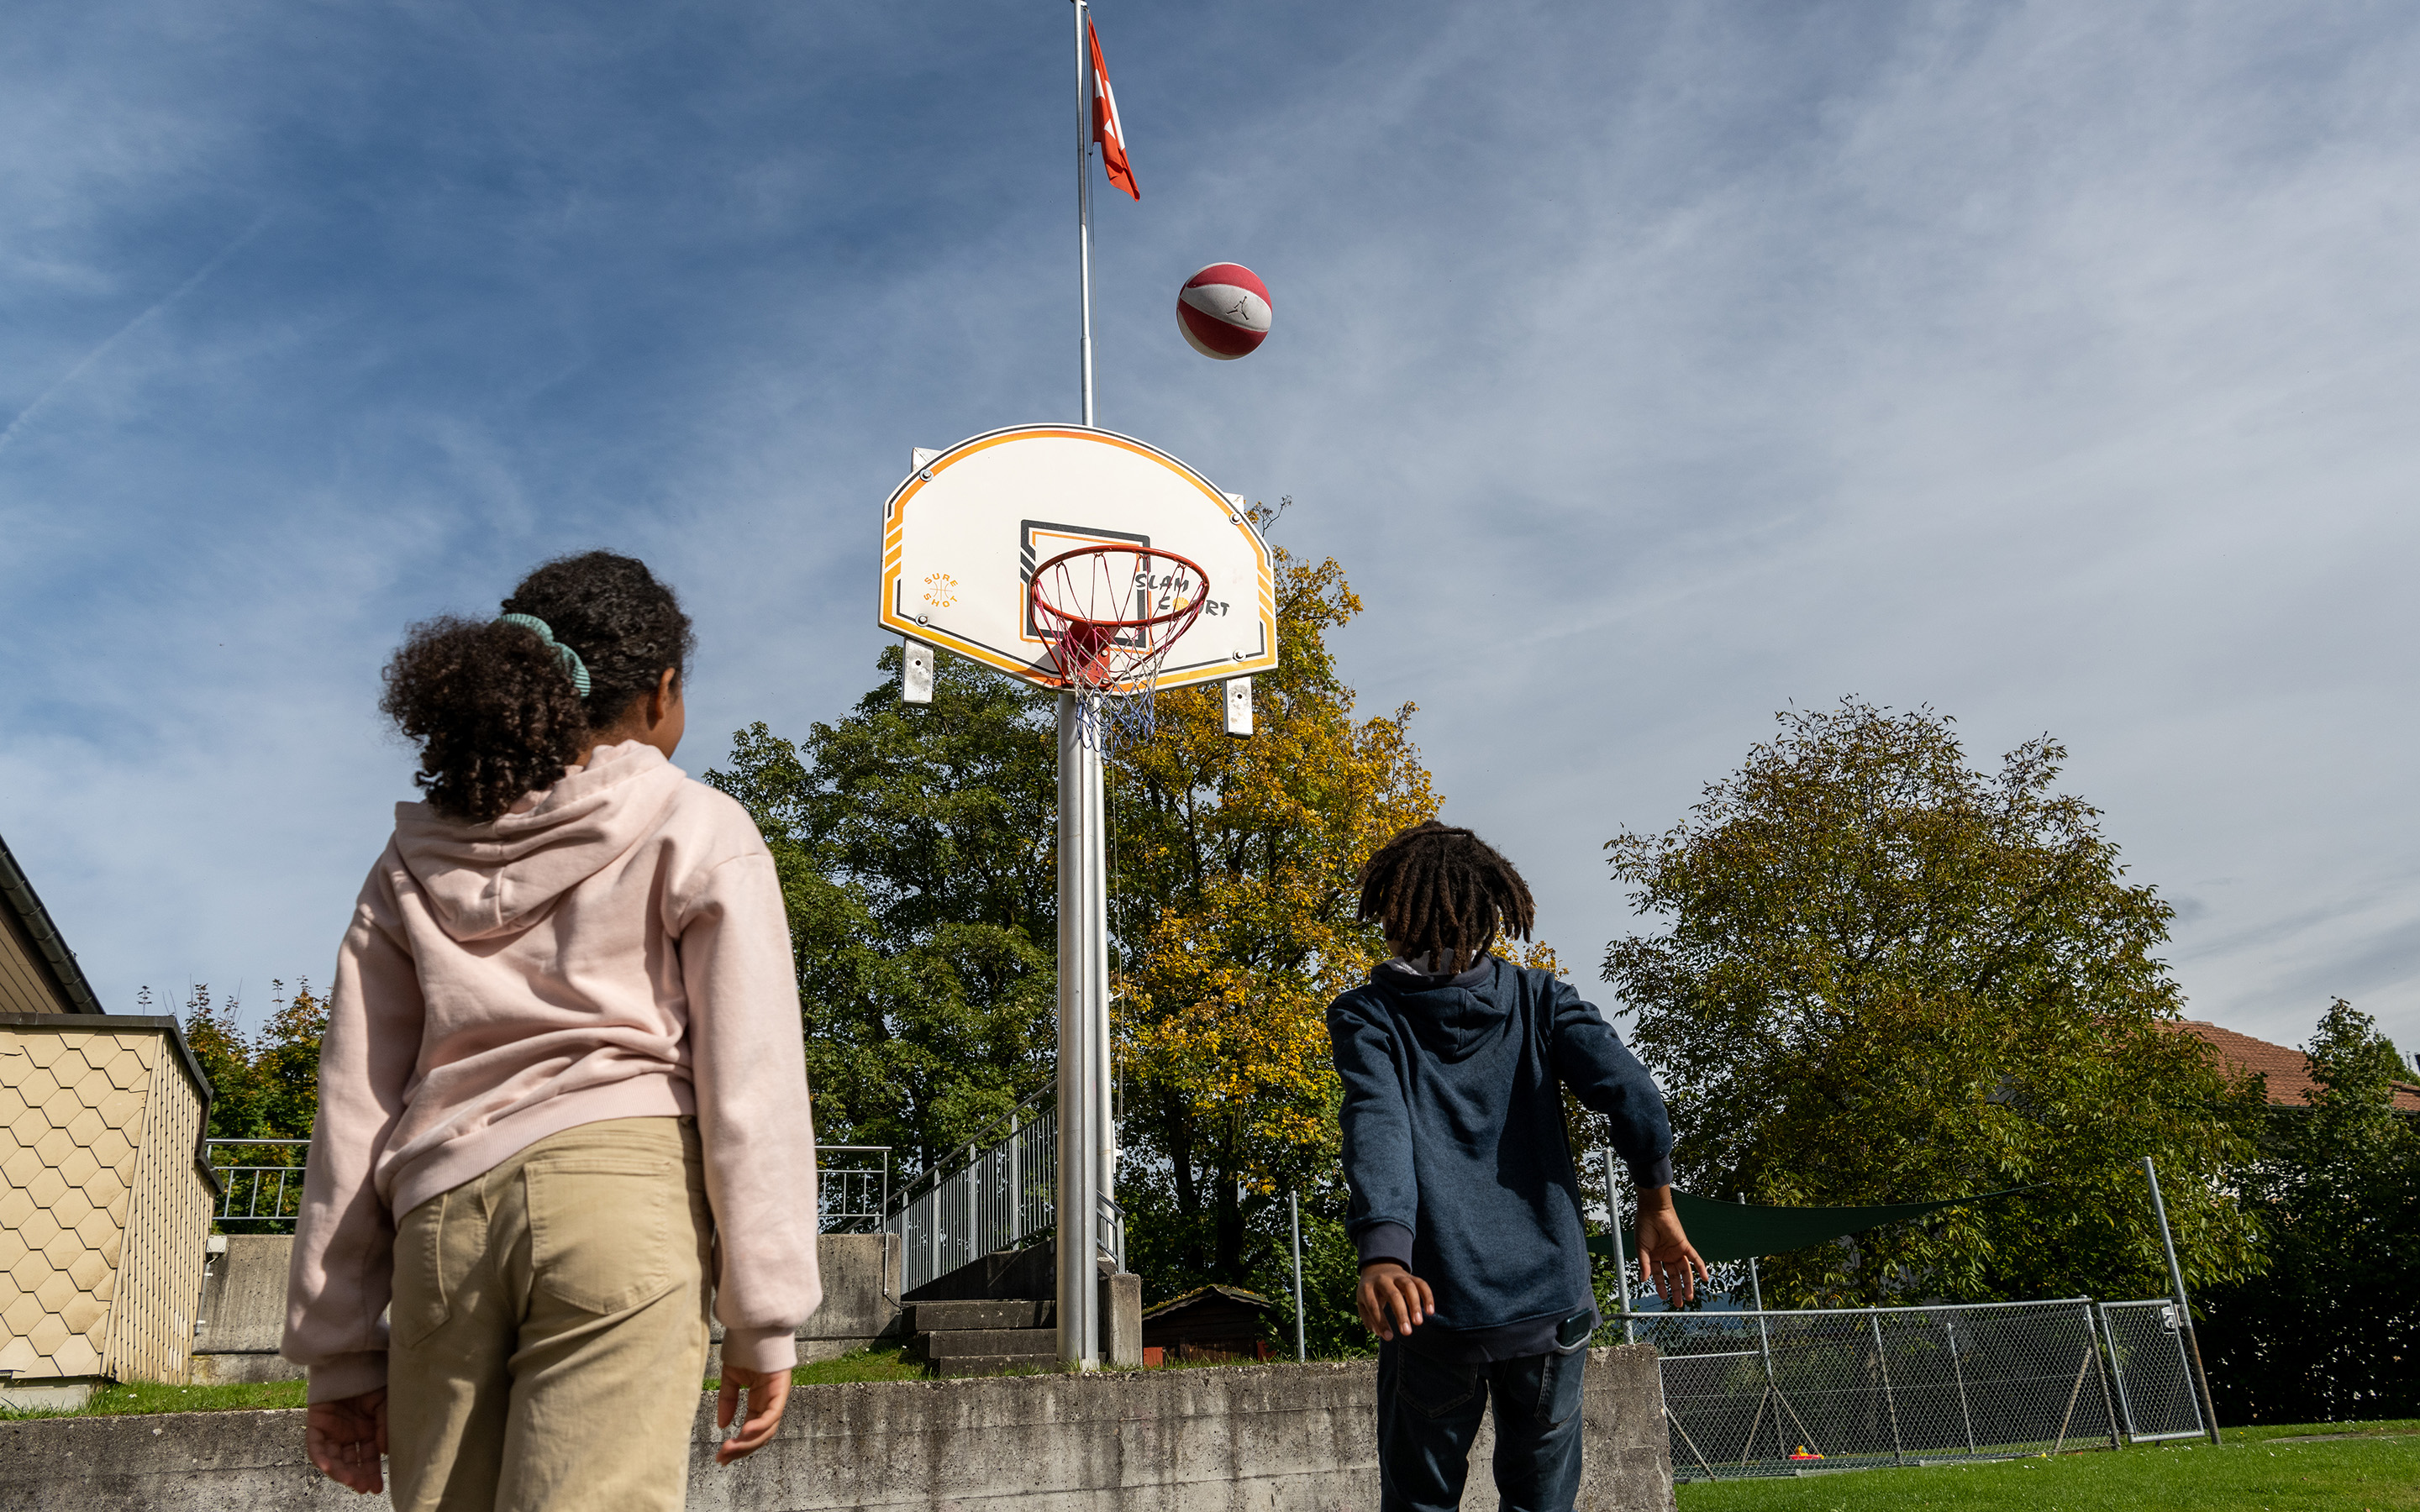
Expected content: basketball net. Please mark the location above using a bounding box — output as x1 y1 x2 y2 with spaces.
1029 544 1210 756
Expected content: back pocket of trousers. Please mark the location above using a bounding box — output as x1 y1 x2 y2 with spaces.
525 1161 679 1315
1397 1349 1482 1420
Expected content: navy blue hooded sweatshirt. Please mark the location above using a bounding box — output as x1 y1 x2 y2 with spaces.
1328 954 1673 1362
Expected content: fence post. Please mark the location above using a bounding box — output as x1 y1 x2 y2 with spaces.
1602 1150 1634 1346
2083 1300 2121 1452
1870 1309 1906 1466
2098 1302 2139 1442
1289 1192 1307 1363
1944 1317 1978 1454
2142 1158 2223 1446
1740 1194 1773 1380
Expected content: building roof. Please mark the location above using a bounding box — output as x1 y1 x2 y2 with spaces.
0 830 106 1014
2174 1020 2420 1114
1141 1284 1277 1323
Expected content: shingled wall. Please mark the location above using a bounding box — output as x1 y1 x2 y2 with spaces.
0 1016 216 1388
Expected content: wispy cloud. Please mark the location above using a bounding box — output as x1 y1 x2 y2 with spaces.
0 212 270 454
3 0 2417 1060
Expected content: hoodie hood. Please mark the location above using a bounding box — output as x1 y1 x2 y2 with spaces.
1370 953 1512 1063
392 740 689 942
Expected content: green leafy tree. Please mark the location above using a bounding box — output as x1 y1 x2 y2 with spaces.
170 979 325 1234
170 979 326 1142
707 651 1060 1173
2202 1000 2420 1422
1602 701 2266 1306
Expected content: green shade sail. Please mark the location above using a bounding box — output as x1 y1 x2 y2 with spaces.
1588 1185 2037 1266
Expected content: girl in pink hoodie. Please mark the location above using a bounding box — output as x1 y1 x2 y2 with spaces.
283 552 821 1508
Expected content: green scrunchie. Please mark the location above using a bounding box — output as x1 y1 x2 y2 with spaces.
496 612 592 697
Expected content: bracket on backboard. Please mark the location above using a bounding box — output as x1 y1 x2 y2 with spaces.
1223 676 1253 737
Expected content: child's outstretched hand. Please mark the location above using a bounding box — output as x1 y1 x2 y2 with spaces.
1356 1261 1434 1341
1634 1188 1712 1305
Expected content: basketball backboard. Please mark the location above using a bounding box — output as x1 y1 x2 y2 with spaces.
879 425 1277 691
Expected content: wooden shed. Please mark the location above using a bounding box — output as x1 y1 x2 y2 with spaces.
1141 1284 1280 1365
0 835 218 1403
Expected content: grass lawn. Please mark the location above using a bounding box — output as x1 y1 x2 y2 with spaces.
0 1378 312 1419
1676 1421 2420 1512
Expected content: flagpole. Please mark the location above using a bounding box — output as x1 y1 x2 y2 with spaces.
1060 0 1107 1376
1075 0 1096 428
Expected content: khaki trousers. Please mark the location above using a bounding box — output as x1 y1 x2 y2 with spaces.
389 1116 713 1512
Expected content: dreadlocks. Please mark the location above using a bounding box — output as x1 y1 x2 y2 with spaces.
1358 821 1537 974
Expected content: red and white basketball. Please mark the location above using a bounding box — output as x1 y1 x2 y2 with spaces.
1177 263 1272 360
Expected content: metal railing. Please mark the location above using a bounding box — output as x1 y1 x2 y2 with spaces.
2097 1298 2207 1441
817 1146 891 1233
888 1096 1059 1294
207 1137 894 1236
207 1138 308 1230
880 1091 1128 1295
1639 1297 2125 1480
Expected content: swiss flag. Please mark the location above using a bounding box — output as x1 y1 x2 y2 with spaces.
1088 17 1139 201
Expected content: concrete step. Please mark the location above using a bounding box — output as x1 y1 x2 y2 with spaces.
933 1352 1060 1378
905 1299 1053 1334
920 1326 1058 1358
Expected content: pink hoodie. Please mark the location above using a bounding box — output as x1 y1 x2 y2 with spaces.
282 741 821 1402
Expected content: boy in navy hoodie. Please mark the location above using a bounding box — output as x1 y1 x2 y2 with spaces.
1329 822 1708 1512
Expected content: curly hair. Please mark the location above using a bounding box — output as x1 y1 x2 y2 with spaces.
379 551 695 822
1358 821 1537 974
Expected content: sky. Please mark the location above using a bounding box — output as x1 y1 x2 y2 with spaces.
3 1 2416 1060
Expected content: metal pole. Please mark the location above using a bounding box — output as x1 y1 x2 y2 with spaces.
1870 1310 1906 1466
1945 1317 1977 1454
1289 1192 1307 1362
2084 1300 2123 1453
2099 1301 2142 1442
2142 1157 2222 1445
1742 1194 1774 1379
1073 0 1095 427
1602 1149 1634 1346
1057 693 1105 1368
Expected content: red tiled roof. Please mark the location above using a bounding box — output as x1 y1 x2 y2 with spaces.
2172 1020 2420 1113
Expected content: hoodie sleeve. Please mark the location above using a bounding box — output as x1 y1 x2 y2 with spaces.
1328 991 1419 1269
1546 976 1676 1192
283 850 425 1403
676 846 821 1373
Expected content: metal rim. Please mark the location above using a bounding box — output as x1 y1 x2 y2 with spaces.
1028 544 1213 633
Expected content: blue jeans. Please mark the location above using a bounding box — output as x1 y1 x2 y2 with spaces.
1376 1340 1587 1512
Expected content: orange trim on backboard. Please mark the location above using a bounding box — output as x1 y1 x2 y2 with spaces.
877 425 1279 691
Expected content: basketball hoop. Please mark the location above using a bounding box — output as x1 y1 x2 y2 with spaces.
1029 543 1210 753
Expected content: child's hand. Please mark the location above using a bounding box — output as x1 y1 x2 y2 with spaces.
716 1364 792 1464
305 1388 387 1494
1356 1262 1434 1341
1634 1189 1712 1306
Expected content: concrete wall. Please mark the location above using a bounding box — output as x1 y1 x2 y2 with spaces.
196 1232 904 1381
0 1347 1674 1511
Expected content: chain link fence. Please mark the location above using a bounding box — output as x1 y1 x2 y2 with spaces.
2098 1299 2207 1441
1640 1298 2129 1480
